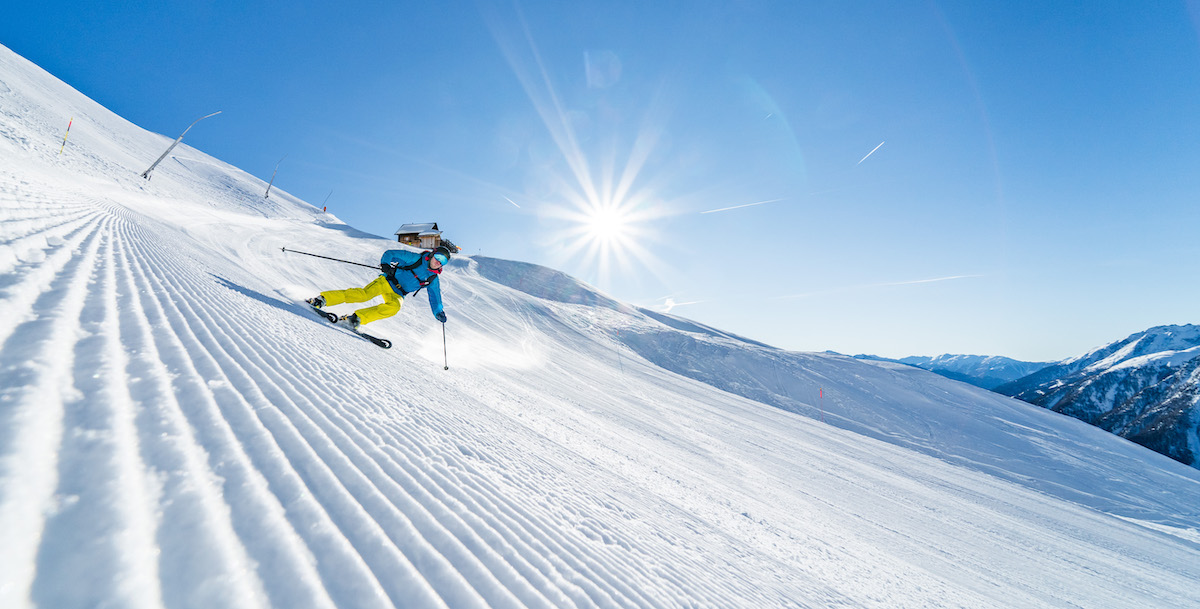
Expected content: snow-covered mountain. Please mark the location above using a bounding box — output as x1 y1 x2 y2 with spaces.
855 353 1050 389
3 42 1200 609
997 325 1200 468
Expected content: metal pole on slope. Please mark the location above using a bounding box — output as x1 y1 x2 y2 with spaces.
141 110 222 179
265 154 287 198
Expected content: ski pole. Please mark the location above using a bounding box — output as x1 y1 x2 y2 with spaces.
281 247 377 269
442 323 449 370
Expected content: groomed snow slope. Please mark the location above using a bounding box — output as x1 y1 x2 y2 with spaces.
2 44 1200 609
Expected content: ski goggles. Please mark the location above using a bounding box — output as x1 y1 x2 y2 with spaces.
433 253 449 266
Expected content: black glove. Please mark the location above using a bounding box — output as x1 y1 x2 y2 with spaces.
380 262 396 274
435 312 447 323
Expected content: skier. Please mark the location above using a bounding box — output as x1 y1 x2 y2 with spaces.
307 243 455 329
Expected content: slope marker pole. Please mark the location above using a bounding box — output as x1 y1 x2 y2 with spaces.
58 117 73 155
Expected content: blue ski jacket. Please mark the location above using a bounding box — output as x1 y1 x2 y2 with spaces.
379 249 444 319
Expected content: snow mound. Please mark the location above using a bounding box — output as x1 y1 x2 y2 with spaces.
472 256 626 311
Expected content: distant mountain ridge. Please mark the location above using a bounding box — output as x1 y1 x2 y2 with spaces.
997 324 1200 468
855 353 1050 390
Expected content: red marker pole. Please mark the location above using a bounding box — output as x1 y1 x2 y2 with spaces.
58 117 73 155
819 388 825 423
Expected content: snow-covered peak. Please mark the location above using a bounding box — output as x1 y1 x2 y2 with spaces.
856 353 1050 390
1071 324 1200 373
1108 344 1200 374
998 324 1200 469
903 353 1050 375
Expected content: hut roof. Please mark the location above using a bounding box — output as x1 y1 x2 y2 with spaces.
395 222 440 236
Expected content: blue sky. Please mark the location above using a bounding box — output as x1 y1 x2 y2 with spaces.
5 1 1199 361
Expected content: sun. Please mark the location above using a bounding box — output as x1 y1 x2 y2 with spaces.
540 184 669 289
585 203 630 244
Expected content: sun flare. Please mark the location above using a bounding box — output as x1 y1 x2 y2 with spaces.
541 186 668 289
585 203 630 244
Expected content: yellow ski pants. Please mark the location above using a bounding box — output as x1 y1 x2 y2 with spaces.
320 274 402 325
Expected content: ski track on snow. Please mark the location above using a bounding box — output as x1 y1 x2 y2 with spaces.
116 205 734 608
0 193 106 608
0 178 797 608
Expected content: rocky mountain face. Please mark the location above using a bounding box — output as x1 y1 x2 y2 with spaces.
997 325 1200 468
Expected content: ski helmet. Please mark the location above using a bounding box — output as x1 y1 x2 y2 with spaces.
433 244 453 265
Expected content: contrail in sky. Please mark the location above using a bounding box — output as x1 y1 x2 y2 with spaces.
700 198 784 214
878 274 982 287
502 195 521 208
774 274 983 300
857 141 885 165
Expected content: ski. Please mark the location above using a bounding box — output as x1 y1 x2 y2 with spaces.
313 306 339 324
307 302 392 349
356 331 393 349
